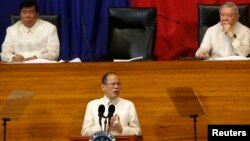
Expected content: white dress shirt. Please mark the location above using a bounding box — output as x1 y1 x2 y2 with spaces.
195 22 250 58
81 96 142 136
1 19 60 62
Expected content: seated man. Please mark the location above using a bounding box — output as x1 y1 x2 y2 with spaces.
81 72 142 136
195 1 250 59
1 0 60 63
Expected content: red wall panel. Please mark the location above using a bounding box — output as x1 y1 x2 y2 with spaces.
132 0 250 60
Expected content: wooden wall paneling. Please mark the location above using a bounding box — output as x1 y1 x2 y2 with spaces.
0 61 250 141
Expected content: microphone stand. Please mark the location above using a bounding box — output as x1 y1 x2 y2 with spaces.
189 114 198 141
102 115 111 132
102 114 113 132
103 116 108 132
2 117 11 141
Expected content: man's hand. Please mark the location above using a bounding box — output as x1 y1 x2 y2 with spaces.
12 54 25 62
24 55 37 61
198 50 209 59
109 114 122 133
221 21 234 38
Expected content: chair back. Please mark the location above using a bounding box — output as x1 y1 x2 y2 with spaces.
10 14 60 37
198 4 249 46
106 7 156 61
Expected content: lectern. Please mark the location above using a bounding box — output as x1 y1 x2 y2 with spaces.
70 135 140 141
167 87 206 141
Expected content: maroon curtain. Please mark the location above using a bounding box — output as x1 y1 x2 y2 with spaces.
131 0 249 60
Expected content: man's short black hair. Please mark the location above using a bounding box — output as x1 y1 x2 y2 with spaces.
102 72 118 84
19 0 39 13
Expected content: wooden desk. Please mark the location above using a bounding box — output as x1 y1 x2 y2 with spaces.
0 61 250 141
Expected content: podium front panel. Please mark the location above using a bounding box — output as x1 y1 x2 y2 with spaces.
70 135 139 141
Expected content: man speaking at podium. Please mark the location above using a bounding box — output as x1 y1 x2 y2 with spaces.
81 72 142 136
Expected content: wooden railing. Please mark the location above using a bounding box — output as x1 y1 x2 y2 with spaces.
0 61 250 141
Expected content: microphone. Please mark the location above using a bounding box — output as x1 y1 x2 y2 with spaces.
98 105 105 129
107 105 115 127
108 104 115 117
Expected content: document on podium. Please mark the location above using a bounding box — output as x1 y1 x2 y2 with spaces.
113 56 143 62
206 56 250 61
23 58 58 63
59 58 82 63
5 58 58 64
0 90 33 119
6 58 82 64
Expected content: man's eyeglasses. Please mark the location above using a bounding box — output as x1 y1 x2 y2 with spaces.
220 13 236 18
104 82 121 86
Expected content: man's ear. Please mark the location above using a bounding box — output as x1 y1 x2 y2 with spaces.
236 14 240 21
101 84 105 90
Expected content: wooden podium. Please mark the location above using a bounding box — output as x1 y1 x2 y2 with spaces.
70 135 141 141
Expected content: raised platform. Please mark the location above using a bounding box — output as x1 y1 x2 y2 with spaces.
0 60 250 141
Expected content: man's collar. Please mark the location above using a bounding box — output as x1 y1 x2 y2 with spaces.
103 96 119 105
21 19 40 33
